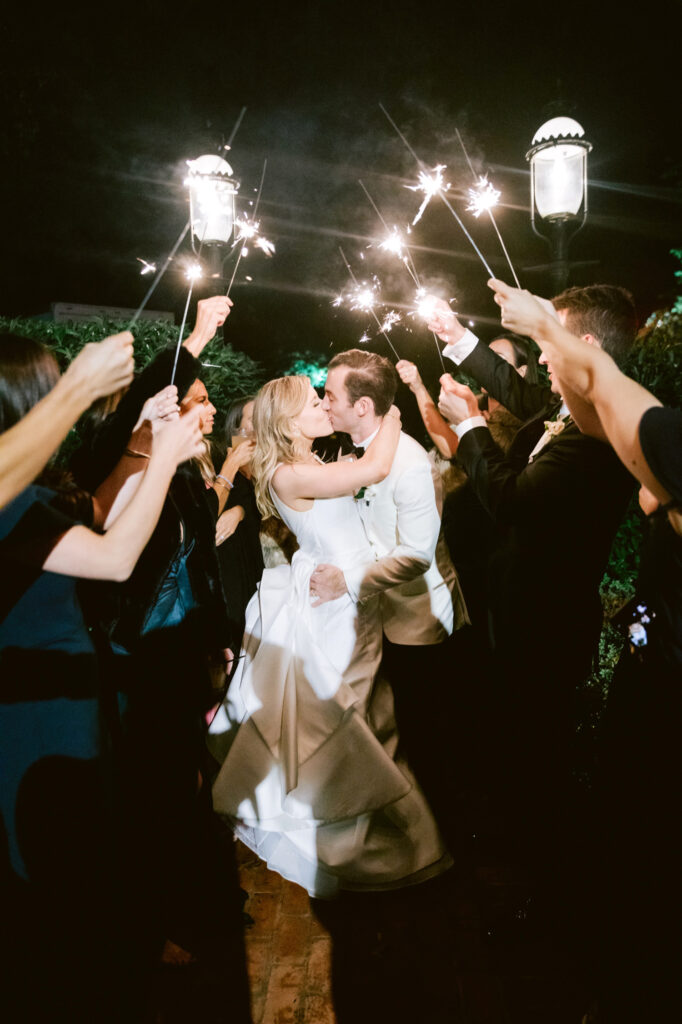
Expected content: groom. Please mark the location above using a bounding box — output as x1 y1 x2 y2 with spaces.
311 348 469 833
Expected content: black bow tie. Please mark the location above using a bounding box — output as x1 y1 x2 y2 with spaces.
350 444 365 459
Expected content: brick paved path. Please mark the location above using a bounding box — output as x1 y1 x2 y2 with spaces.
236 833 592 1024
238 842 336 1024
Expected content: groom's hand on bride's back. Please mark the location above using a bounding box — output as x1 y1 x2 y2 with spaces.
310 564 347 606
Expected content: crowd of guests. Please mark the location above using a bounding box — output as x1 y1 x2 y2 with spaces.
0 277 679 1022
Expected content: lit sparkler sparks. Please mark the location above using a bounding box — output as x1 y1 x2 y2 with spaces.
136 258 157 275
335 246 401 359
412 289 440 323
407 165 451 225
234 215 275 257
454 126 521 287
128 220 191 329
255 235 275 256
185 262 203 282
466 177 501 218
380 310 402 333
378 228 407 259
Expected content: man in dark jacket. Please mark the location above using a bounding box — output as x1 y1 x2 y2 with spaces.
430 285 637 954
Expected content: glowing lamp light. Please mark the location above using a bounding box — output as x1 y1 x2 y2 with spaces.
526 117 591 223
185 154 239 246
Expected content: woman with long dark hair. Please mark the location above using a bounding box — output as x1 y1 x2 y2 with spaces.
212 394 265 640
0 331 203 1022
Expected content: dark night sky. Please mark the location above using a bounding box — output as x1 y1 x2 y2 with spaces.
2 2 681 383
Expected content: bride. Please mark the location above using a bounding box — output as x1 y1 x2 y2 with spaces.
207 375 451 898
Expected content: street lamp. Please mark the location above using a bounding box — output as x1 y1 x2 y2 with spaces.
526 117 592 293
185 153 240 288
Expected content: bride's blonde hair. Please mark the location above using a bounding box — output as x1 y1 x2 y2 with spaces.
252 375 312 518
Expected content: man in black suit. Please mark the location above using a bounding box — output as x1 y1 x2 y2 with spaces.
429 285 638 947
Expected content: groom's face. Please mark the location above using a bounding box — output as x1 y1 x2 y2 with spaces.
323 367 358 434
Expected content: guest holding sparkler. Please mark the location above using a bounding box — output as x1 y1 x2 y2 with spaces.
0 330 133 510
0 331 204 1022
427 285 637 959
70 296 251 1006
488 278 682 1023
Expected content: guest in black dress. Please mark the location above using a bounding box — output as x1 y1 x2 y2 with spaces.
598 412 682 1023
0 332 204 1023
214 395 264 641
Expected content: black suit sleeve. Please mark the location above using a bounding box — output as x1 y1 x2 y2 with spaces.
459 341 553 422
457 424 622 529
71 346 201 493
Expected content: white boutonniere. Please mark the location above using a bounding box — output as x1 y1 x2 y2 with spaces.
354 484 376 503
542 417 567 439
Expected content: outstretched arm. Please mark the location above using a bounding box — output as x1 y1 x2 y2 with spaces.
0 332 134 510
43 411 204 581
272 406 401 505
487 278 667 503
396 360 458 458
426 295 551 420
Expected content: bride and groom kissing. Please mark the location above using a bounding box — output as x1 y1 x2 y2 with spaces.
208 347 468 898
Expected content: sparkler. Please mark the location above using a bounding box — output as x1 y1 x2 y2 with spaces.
170 281 197 387
226 159 269 297
224 106 247 153
407 165 451 225
185 262 203 282
170 223 210 386
413 289 440 323
379 104 495 280
129 220 191 328
136 258 157 275
359 179 444 369
466 177 501 218
358 179 421 289
455 127 521 288
337 247 401 360
233 214 275 258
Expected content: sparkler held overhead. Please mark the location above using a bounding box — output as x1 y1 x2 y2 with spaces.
225 159 270 298
129 220 191 328
379 104 497 281
358 178 446 370
466 177 501 218
407 165 451 225
455 127 522 288
336 246 401 360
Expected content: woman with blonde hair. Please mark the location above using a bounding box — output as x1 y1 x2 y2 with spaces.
208 374 451 898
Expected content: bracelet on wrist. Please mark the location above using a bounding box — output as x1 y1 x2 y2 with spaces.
216 474 233 489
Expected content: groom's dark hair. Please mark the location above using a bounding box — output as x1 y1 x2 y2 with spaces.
327 349 398 416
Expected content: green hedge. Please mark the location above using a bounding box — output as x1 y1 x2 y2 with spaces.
0 315 266 460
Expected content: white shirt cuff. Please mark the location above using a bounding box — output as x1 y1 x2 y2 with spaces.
453 415 487 440
442 329 479 365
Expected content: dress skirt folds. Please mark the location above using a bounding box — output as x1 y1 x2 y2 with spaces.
207 489 450 898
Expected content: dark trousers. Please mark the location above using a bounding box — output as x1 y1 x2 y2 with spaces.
382 627 481 855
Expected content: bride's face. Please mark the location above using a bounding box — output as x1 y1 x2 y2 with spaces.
293 383 333 440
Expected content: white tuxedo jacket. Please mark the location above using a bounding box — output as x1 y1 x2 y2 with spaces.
343 431 468 645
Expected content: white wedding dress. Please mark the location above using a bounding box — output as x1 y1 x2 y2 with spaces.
207 484 451 898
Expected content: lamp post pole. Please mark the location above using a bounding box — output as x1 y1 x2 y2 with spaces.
548 219 570 293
